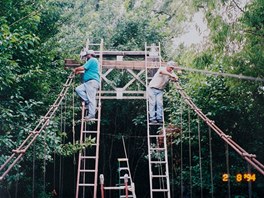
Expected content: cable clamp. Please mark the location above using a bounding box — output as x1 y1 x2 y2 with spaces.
242 153 256 158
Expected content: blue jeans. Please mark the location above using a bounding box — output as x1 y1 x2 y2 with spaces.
148 87 163 121
75 80 100 117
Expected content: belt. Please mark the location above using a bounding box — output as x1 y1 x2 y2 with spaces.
150 87 162 91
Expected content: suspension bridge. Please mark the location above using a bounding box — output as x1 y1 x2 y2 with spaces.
0 40 263 198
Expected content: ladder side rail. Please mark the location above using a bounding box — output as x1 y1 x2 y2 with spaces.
162 127 171 197
75 102 87 198
121 138 136 197
145 42 154 198
175 82 264 175
92 39 104 198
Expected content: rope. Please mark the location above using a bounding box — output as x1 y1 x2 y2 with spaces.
188 108 193 198
208 127 214 198
197 118 203 198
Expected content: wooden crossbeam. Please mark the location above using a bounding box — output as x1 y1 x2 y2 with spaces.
65 59 165 70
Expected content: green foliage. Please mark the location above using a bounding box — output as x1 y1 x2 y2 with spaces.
1 0 264 197
58 136 95 156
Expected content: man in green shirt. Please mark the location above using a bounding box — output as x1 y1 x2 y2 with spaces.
74 50 100 120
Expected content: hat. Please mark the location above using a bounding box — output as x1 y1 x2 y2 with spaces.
85 50 95 56
166 61 176 68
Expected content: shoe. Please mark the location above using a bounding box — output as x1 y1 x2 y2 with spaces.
157 119 163 124
149 119 157 124
84 115 96 121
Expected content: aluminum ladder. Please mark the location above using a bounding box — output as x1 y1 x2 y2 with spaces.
75 40 103 198
118 158 136 198
145 43 171 198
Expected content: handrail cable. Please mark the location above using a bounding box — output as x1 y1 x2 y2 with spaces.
174 82 264 175
176 66 264 82
0 72 75 181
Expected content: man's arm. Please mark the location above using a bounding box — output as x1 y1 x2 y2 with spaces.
160 70 178 81
74 66 85 74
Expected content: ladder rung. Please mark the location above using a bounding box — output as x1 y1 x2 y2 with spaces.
80 156 96 159
78 183 94 187
80 169 95 173
118 158 128 162
150 161 166 164
152 189 169 192
83 118 98 122
149 122 162 125
149 135 163 138
150 148 165 151
120 176 131 179
119 167 129 171
152 175 168 178
83 130 98 133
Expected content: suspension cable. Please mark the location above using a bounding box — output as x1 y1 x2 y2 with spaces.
208 127 214 198
197 118 203 198
225 143 231 198
247 164 252 198
72 75 77 195
43 132 47 195
170 129 174 196
59 103 63 198
32 142 36 198
188 108 193 198
180 99 184 198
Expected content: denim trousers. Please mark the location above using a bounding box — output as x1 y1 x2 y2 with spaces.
148 87 163 120
75 80 100 117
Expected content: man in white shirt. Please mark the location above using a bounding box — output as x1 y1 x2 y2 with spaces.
148 61 178 123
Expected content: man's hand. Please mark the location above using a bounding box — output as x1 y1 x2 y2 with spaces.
171 77 178 82
73 66 85 74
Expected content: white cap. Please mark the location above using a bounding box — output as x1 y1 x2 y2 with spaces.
85 50 95 56
167 61 176 68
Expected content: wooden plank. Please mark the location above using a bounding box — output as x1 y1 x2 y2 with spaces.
94 50 146 57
